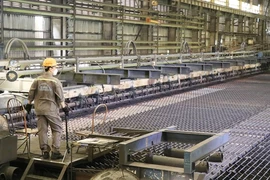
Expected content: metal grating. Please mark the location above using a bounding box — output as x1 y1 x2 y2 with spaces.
92 75 270 134
209 108 270 180
63 73 270 178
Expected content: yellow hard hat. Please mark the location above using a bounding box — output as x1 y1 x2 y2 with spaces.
42 58 57 67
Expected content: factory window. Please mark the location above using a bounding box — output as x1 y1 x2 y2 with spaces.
229 0 239 9
200 0 261 15
242 2 251 11
215 0 226 6
241 2 260 14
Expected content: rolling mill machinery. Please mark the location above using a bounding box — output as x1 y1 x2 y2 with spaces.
0 0 270 178
0 40 269 115
0 38 269 179
0 44 269 179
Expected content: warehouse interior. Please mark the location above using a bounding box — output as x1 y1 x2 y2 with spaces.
0 0 270 180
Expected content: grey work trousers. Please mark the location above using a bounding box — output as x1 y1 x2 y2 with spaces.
37 114 62 153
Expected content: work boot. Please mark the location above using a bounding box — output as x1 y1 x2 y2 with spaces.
43 151 50 159
51 152 64 160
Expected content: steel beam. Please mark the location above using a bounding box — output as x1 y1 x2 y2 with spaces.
179 63 213 71
161 130 215 144
221 60 245 66
119 129 229 175
82 68 161 79
202 62 231 69
138 65 191 75
119 131 163 165
184 130 229 174
69 72 121 85
237 57 257 64
179 0 265 19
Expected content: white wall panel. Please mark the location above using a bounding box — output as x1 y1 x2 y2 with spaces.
3 14 50 58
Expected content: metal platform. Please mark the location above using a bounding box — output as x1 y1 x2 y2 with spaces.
16 136 88 180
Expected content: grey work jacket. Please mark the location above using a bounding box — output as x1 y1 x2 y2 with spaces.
28 72 65 115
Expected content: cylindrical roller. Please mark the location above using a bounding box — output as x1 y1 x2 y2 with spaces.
164 148 185 158
208 152 223 162
145 154 194 169
195 161 209 173
4 166 21 180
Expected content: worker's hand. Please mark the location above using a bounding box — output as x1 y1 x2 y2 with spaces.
62 106 69 116
25 104 32 114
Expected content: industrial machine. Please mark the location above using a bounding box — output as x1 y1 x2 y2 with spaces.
0 40 269 179
0 48 269 117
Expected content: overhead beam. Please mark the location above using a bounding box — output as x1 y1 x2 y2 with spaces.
139 65 191 75
179 63 213 71
81 68 161 79
60 72 121 85
202 62 231 69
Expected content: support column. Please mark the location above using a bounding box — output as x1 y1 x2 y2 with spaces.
0 0 3 59
257 19 265 46
208 11 219 52
249 17 255 34
64 0 75 57
224 14 232 49
230 14 235 48
168 28 176 53
51 0 65 57
103 0 114 56
191 7 199 53
140 0 150 55
168 2 177 53
237 16 244 45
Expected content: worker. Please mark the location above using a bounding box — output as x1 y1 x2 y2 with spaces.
25 58 69 160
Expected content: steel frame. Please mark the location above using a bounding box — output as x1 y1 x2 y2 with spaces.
119 129 229 175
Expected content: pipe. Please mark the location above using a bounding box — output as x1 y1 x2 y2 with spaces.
91 104 108 134
145 154 190 168
146 153 209 173
4 38 30 59
164 148 185 158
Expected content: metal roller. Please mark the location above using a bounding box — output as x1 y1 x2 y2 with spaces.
208 152 223 162
4 166 21 180
163 148 185 158
195 161 209 173
145 153 191 168
146 153 209 173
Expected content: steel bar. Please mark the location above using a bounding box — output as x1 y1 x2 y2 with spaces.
3 7 203 30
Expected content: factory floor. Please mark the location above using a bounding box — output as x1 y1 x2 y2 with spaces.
18 73 270 179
